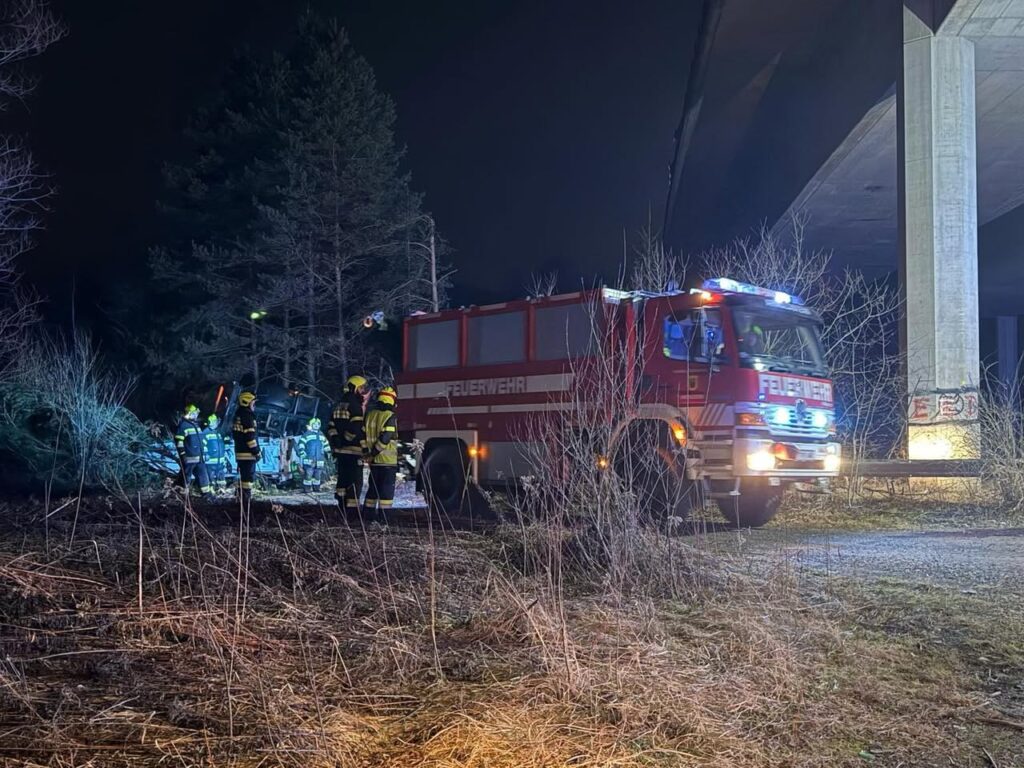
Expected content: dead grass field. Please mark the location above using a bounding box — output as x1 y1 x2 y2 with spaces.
0 498 1021 767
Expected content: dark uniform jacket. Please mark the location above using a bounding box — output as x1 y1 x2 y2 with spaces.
363 405 398 466
202 427 226 464
232 406 260 461
174 418 204 463
296 430 329 465
328 392 365 456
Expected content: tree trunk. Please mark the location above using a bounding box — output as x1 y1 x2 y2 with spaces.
334 262 348 383
250 318 259 385
283 305 291 387
306 268 316 386
429 219 439 313
330 147 349 383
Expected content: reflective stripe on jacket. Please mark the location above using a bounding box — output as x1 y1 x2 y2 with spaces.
202 428 226 463
296 430 329 464
329 392 365 456
174 418 204 462
363 406 398 466
232 406 260 461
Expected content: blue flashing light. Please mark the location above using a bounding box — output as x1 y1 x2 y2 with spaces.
773 407 792 425
701 278 804 306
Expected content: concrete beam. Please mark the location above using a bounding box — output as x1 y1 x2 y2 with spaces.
939 0 986 36
901 4 981 460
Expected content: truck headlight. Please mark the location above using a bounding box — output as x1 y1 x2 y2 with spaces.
746 450 776 472
812 410 829 429
823 454 841 473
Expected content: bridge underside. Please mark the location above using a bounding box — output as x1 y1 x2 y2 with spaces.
667 0 1024 464
779 5 1024 317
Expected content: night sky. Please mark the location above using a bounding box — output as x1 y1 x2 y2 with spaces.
20 0 699 328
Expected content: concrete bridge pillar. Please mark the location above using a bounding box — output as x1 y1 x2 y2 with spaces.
900 3 980 461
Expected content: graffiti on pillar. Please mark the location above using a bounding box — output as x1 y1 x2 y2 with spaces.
907 388 979 424
909 396 930 422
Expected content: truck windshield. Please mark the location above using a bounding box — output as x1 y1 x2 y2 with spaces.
733 306 827 376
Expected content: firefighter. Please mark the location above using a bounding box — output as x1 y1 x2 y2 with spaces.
329 374 368 517
295 417 330 492
738 318 766 356
174 404 213 500
202 414 228 492
232 391 261 506
362 386 399 522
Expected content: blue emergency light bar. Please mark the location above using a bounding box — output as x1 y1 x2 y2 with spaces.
700 277 804 306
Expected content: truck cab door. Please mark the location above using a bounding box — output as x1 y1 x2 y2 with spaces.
645 306 723 408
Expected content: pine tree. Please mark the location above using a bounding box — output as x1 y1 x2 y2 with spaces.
149 13 443 396
148 53 293 387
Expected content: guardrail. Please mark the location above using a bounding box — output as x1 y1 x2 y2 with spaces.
842 459 981 478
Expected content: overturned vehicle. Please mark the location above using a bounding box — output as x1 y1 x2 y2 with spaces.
149 383 332 490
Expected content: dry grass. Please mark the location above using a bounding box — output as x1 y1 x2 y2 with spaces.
768 480 1024 532
0 499 1016 767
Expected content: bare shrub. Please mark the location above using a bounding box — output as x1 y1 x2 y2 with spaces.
525 270 558 298
0 332 152 492
977 381 1024 509
505 294 709 601
629 222 687 292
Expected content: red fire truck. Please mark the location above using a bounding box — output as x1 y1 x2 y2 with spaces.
395 278 840 527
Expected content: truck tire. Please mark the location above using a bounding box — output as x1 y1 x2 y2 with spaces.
716 481 783 528
421 442 492 521
422 443 464 514
614 421 694 525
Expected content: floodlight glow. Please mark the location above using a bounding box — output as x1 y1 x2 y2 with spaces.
746 450 776 472
908 432 953 461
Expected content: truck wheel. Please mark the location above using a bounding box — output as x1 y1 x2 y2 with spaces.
615 421 694 525
716 481 783 528
422 443 464 514
422 443 493 521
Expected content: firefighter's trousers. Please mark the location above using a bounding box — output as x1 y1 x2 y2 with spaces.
208 461 227 489
237 460 256 506
334 454 363 510
364 465 397 518
302 461 324 490
182 460 212 497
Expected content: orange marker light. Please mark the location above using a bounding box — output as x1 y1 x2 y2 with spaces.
736 412 767 427
671 424 687 445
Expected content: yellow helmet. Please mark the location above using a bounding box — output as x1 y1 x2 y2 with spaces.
346 375 368 392
184 403 200 419
377 386 397 406
239 391 257 407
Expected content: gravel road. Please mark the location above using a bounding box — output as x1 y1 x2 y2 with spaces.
710 525 1024 591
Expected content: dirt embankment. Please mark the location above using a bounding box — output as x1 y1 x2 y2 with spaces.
0 497 1021 767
